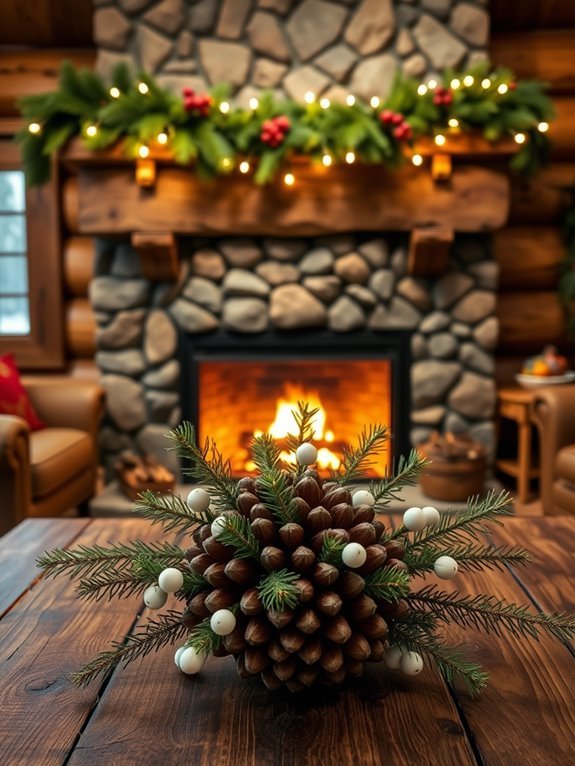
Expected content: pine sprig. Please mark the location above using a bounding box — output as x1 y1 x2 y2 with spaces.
370 449 429 506
70 610 187 687
333 423 390 484
404 542 531 576
258 569 300 612
37 540 185 580
185 616 223 655
215 514 261 560
251 433 283 473
284 401 321 474
319 536 347 567
363 565 411 602
134 489 214 532
409 585 575 642
168 422 237 513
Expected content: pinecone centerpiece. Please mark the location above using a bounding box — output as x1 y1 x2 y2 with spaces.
38 403 575 695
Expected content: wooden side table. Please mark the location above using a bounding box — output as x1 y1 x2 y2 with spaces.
496 387 539 503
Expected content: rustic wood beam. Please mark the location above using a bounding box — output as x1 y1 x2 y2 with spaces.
407 226 454 277
131 232 179 282
491 30 575 94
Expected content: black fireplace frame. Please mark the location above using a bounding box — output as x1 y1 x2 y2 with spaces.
179 329 412 482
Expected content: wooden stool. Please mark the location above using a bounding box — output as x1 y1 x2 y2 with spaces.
496 387 539 503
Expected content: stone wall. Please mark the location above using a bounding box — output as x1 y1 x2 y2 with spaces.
94 0 490 104
91 234 498 475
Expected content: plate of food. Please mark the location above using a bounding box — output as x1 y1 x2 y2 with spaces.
516 371 575 389
516 346 574 388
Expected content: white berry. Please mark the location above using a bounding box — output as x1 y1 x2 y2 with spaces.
423 506 440 527
434 555 459 580
296 442 318 465
211 516 228 538
186 487 211 512
352 490 375 507
210 609 236 636
174 646 186 668
143 584 168 610
403 506 427 531
341 542 367 569
179 647 206 675
158 567 184 594
384 646 403 670
400 651 424 675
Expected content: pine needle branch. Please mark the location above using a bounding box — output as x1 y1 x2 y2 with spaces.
404 542 532 577
363 565 411 602
370 449 429 506
135 489 214 532
408 585 575 642
185 616 223 655
258 569 300 612
37 540 185 580
70 610 187 687
253 464 299 524
215 514 261 560
319 536 347 567
284 402 321 475
333 423 391 484
251 433 283 473
168 422 237 513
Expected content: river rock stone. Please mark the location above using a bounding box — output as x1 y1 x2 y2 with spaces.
300 247 334 275
411 427 433 446
111 245 142 278
270 285 327 329
369 269 395 300
428 332 458 359
216 0 252 38
177 31 194 58
136 424 181 476
413 14 466 69
433 272 473 310
328 295 366 332
183 277 222 314
256 261 299 286
314 44 357 81
448 372 496 419
345 284 376 308
411 332 428 360
287 0 348 61
253 59 288 88
219 239 262 268
473 317 499 351
452 290 496 325
119 0 154 12
368 297 421 330
451 321 472 338
190 0 219 32
263 238 307 261
403 53 427 78
96 349 146 377
90 277 150 311
144 309 177 365
258 0 293 12
199 40 251 87
99 426 132 456
349 54 397 100
334 253 370 284
397 277 431 311
137 25 173 73
102 375 147 431
451 3 489 46
469 422 496 459
345 0 395 55
316 235 355 255
396 28 414 56
359 238 388 268
420 311 450 334
412 405 446 425
445 411 469 434
144 0 185 35
223 269 270 298
192 249 226 280
143 359 180 390
97 309 146 350
96 50 134 79
170 299 218 333
94 8 131 51
412 360 461 409
248 11 291 62
223 298 268 332
283 66 330 100
391 248 407 277
303 276 342 303
459 342 494 375
467 261 499 290
146 390 180 422
422 0 452 17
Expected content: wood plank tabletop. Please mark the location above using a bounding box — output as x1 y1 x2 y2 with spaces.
0 516 573 766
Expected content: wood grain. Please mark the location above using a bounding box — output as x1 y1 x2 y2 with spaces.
490 0 575 32
0 519 165 766
0 517 89 619
495 227 564 291
491 30 575 93
65 298 96 358
63 237 94 297
508 164 575 225
496 291 568 352
75 165 510 236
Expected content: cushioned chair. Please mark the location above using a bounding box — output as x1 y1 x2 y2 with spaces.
532 384 575 515
0 378 105 535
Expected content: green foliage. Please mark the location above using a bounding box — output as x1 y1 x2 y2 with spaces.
251 433 299 523
134 489 214 532
404 541 531 576
333 423 390 484
319 536 347 567
215 514 261 560
186 617 223 655
370 449 429 506
284 401 321 476
258 569 300 612
363 565 411 602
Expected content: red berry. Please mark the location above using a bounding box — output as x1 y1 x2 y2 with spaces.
433 94 442 106
508 81 517 91
182 87 194 98
274 115 290 131
380 109 394 125
391 112 404 126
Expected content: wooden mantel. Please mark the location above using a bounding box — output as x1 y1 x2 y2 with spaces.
62 139 512 238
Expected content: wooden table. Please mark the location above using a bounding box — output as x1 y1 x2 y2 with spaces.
1 516 574 766
496 387 539 503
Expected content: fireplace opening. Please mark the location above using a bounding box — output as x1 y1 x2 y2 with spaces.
180 330 411 481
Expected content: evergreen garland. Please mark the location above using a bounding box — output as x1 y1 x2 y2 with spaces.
17 60 554 187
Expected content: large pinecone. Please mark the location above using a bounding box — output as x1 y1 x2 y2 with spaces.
183 471 408 692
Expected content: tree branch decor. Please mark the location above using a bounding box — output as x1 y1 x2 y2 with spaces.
37 404 574 696
17 60 554 186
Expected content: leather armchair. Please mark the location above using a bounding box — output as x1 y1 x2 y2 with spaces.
0 378 105 535
532 385 575 515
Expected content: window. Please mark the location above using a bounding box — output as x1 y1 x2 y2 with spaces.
0 140 64 368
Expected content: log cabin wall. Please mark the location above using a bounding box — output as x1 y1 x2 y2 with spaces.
490 2 575 384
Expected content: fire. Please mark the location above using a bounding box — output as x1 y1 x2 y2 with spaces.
262 384 341 471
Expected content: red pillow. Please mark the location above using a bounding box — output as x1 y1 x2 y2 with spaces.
0 354 45 430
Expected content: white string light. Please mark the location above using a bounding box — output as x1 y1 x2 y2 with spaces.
417 84 428 96
370 96 381 108
427 78 438 90
248 97 259 110
497 83 509 95
463 75 474 87
109 87 120 99
412 153 423 166
137 82 149 95
320 97 331 109
434 134 446 147
450 78 461 90
322 153 332 167
221 157 233 170
138 145 150 158
239 161 250 174
514 133 526 144
304 91 315 104
538 121 549 133
28 122 41 134
481 78 491 89
345 151 356 164
86 124 98 137
219 101 230 114
346 94 356 106
284 172 295 186
448 118 459 128
157 132 168 145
